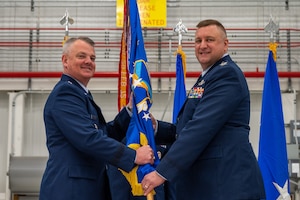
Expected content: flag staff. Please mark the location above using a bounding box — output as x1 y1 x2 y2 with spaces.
264 16 300 147
259 16 292 200
60 9 74 45
172 19 187 123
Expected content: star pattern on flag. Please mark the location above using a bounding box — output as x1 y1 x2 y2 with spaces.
142 112 151 121
273 180 291 200
132 78 142 89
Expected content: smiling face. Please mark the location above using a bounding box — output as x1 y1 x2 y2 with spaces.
62 39 96 86
194 24 228 70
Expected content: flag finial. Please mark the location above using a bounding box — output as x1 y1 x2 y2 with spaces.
264 16 279 42
264 16 279 61
60 9 74 45
174 19 188 46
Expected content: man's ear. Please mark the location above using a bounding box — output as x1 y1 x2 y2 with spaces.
62 54 67 68
224 39 229 52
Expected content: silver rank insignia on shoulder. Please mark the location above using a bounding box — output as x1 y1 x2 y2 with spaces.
220 61 227 66
67 81 73 84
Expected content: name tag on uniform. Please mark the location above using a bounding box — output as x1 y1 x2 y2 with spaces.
188 87 204 98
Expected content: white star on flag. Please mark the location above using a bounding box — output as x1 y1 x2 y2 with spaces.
273 180 290 200
132 78 142 89
142 112 151 121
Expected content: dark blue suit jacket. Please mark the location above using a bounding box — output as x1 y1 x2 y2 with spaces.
156 55 266 199
40 74 135 200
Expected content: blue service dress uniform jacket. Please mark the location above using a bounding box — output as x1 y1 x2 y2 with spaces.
156 55 266 200
39 74 136 200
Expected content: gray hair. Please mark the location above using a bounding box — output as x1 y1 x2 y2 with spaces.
62 36 95 54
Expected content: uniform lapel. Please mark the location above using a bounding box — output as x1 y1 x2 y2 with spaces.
87 91 106 124
175 56 231 123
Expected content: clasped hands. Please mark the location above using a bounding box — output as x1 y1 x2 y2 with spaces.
134 147 165 196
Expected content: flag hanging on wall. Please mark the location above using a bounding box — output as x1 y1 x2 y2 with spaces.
120 0 159 197
258 42 290 200
172 45 186 123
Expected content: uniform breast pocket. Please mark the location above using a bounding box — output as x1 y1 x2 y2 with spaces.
182 99 199 116
176 99 199 127
89 114 99 129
